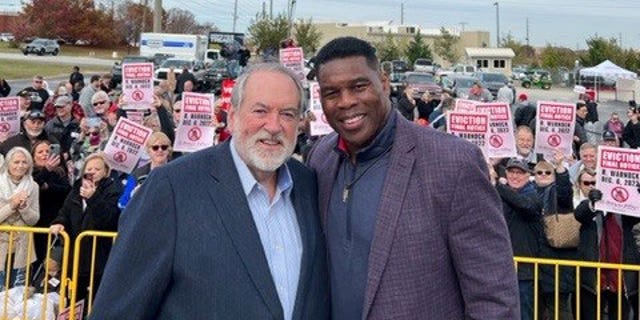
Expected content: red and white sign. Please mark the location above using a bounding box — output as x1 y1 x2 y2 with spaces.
454 99 478 112
57 300 84 320
0 97 20 142
308 82 334 136
534 101 575 160
595 146 640 217
126 110 145 125
447 111 490 155
104 117 152 174
122 62 154 110
279 47 306 83
174 92 215 152
220 79 235 111
475 102 517 158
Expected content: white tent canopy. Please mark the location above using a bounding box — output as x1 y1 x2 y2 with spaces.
580 60 637 79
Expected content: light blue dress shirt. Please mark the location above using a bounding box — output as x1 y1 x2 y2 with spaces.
230 141 303 320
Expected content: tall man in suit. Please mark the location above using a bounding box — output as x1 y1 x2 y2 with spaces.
306 37 520 319
89 63 329 319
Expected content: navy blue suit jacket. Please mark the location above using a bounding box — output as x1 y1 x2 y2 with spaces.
89 141 329 319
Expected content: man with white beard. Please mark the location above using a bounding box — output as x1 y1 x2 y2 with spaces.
0 109 60 156
90 63 329 319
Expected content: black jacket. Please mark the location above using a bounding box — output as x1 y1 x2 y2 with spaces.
623 120 640 149
396 94 415 121
574 200 640 295
497 181 543 280
0 130 59 156
51 177 120 275
0 79 10 97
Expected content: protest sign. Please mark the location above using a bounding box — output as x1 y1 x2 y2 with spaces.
279 47 306 83
475 102 517 158
57 300 84 320
122 62 154 110
534 101 575 160
454 99 478 112
447 111 490 154
595 146 640 217
126 110 145 125
174 92 215 152
308 82 334 136
104 117 152 174
0 97 21 141
220 79 235 111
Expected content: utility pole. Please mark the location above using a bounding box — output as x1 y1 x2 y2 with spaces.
270 0 273 19
262 1 266 18
525 17 530 46
153 0 161 32
141 0 148 33
400 2 404 25
287 0 297 37
494 2 500 47
459 22 467 32
232 0 238 32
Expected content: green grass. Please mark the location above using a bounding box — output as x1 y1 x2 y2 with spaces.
0 42 139 59
0 59 110 79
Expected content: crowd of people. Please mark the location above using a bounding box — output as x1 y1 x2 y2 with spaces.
0 35 639 320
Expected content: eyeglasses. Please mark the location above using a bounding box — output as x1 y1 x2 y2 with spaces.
581 181 596 186
536 170 553 176
93 101 107 106
173 109 181 113
151 145 169 151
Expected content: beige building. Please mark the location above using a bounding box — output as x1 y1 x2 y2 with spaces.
311 21 490 67
464 48 516 76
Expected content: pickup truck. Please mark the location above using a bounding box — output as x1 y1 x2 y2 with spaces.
154 58 208 89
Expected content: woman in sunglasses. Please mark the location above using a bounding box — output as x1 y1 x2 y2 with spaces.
533 152 576 320
118 132 173 209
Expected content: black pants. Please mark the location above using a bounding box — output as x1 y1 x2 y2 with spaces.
580 288 638 320
540 292 574 320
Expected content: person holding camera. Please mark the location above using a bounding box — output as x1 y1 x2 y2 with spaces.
623 103 640 149
50 152 120 307
574 181 640 320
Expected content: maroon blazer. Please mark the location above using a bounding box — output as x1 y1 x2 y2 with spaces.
307 112 520 319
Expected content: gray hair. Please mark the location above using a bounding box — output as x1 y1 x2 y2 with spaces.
1 147 34 177
91 90 109 104
230 63 305 112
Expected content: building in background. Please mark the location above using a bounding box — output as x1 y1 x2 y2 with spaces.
312 21 490 67
464 47 516 76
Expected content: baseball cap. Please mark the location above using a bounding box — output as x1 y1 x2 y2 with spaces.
26 109 46 120
506 158 532 173
518 93 528 101
54 95 71 106
602 130 617 141
17 90 31 98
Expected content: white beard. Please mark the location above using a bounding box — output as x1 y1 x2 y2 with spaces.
25 128 42 138
233 129 294 173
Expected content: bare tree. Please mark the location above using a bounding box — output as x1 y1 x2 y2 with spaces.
164 8 200 34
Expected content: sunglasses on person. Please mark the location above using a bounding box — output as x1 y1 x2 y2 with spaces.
536 170 553 176
93 100 107 106
581 181 596 186
151 145 169 151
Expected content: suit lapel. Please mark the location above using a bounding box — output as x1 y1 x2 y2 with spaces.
362 119 416 319
315 134 341 229
208 143 284 320
289 162 316 320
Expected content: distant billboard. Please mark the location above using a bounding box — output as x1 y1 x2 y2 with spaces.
208 31 245 45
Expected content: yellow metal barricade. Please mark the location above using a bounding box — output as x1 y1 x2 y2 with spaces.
0 226 70 320
515 256 640 320
68 230 117 320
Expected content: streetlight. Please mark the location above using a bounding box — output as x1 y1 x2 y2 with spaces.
494 2 500 47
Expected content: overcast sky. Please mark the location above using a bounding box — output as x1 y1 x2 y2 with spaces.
2 0 638 49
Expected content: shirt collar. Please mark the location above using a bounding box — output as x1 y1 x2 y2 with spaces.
335 109 396 162
230 138 293 197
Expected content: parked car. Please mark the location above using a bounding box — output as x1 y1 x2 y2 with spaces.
401 72 443 100
204 60 231 94
447 75 480 99
578 74 616 89
111 55 155 87
413 58 435 73
22 38 60 56
154 58 208 88
452 64 478 75
0 33 14 42
472 72 509 97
